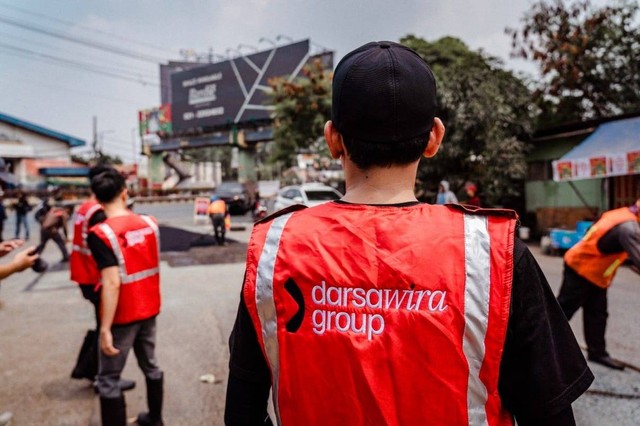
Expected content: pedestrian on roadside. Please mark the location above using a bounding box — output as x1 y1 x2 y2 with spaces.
39 202 70 262
0 238 41 426
557 198 640 370
464 182 481 207
225 41 593 425
87 167 164 426
435 179 457 204
69 165 136 393
12 191 31 240
208 193 228 245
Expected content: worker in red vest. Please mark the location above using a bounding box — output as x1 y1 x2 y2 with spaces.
87 167 163 426
558 200 640 370
69 166 135 393
225 41 593 426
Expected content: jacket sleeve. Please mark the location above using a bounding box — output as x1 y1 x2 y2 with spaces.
499 239 593 420
225 284 272 426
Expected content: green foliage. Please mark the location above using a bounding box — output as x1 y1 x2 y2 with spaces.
95 152 123 165
508 0 640 123
401 35 534 207
268 59 332 168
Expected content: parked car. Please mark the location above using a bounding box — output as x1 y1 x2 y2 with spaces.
273 183 342 212
215 181 256 214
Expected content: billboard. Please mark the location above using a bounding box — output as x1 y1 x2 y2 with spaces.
170 40 310 133
139 104 172 137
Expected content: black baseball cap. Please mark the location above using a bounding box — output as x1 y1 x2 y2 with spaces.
332 41 437 143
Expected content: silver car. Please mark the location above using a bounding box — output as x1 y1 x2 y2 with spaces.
273 183 342 212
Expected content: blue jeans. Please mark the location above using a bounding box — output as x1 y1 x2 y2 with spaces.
14 214 29 239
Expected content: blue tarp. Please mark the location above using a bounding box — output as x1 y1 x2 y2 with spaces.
553 116 640 181
559 116 640 160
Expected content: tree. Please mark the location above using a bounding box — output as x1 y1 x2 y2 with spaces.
401 35 534 207
267 59 332 168
507 0 640 123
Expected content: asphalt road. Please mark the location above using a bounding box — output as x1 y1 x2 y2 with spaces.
0 202 638 425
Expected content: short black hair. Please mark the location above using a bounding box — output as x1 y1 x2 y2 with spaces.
342 132 429 170
90 167 125 203
88 164 113 181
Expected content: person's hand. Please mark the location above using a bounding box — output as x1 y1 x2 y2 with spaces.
0 240 24 257
11 247 39 272
100 329 120 357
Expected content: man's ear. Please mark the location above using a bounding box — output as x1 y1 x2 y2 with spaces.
324 121 345 160
423 118 445 158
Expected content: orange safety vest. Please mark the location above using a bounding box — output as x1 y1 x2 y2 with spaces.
564 207 639 288
70 199 103 285
91 214 161 325
243 202 517 426
208 199 227 215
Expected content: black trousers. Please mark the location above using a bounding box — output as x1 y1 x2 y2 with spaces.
557 264 609 357
210 213 226 245
80 284 101 328
40 229 69 260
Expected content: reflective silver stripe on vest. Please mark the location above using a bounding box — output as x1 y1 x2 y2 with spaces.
82 204 103 241
71 244 92 255
463 214 491 426
139 215 161 257
72 203 103 255
98 219 159 285
255 213 293 426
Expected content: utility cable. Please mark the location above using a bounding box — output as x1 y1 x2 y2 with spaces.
0 14 166 63
0 43 160 86
0 30 158 78
0 1 175 55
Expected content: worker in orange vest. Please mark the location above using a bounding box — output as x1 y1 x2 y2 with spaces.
558 199 640 370
208 194 228 245
87 167 163 426
224 41 593 425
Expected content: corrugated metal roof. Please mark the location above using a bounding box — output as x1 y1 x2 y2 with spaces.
560 116 640 160
38 167 89 177
0 112 85 148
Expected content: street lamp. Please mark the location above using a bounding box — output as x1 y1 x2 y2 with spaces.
238 43 258 53
226 48 241 58
258 37 275 46
276 34 293 43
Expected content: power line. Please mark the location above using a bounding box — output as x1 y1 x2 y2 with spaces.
0 30 158 78
0 43 160 86
0 1 175 55
0 14 166 63
3 75 145 106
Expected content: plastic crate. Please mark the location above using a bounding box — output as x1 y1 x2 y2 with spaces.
549 229 581 250
575 221 594 238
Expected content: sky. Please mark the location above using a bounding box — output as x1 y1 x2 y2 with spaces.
0 0 546 164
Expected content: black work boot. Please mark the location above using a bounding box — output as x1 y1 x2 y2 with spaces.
136 375 164 426
100 395 126 426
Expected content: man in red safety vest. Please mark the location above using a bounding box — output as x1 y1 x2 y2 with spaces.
225 41 593 425
69 166 136 392
87 167 164 426
558 200 640 370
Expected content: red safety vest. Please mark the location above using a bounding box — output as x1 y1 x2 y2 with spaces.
243 202 517 426
70 199 103 285
565 207 638 288
91 214 161 325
